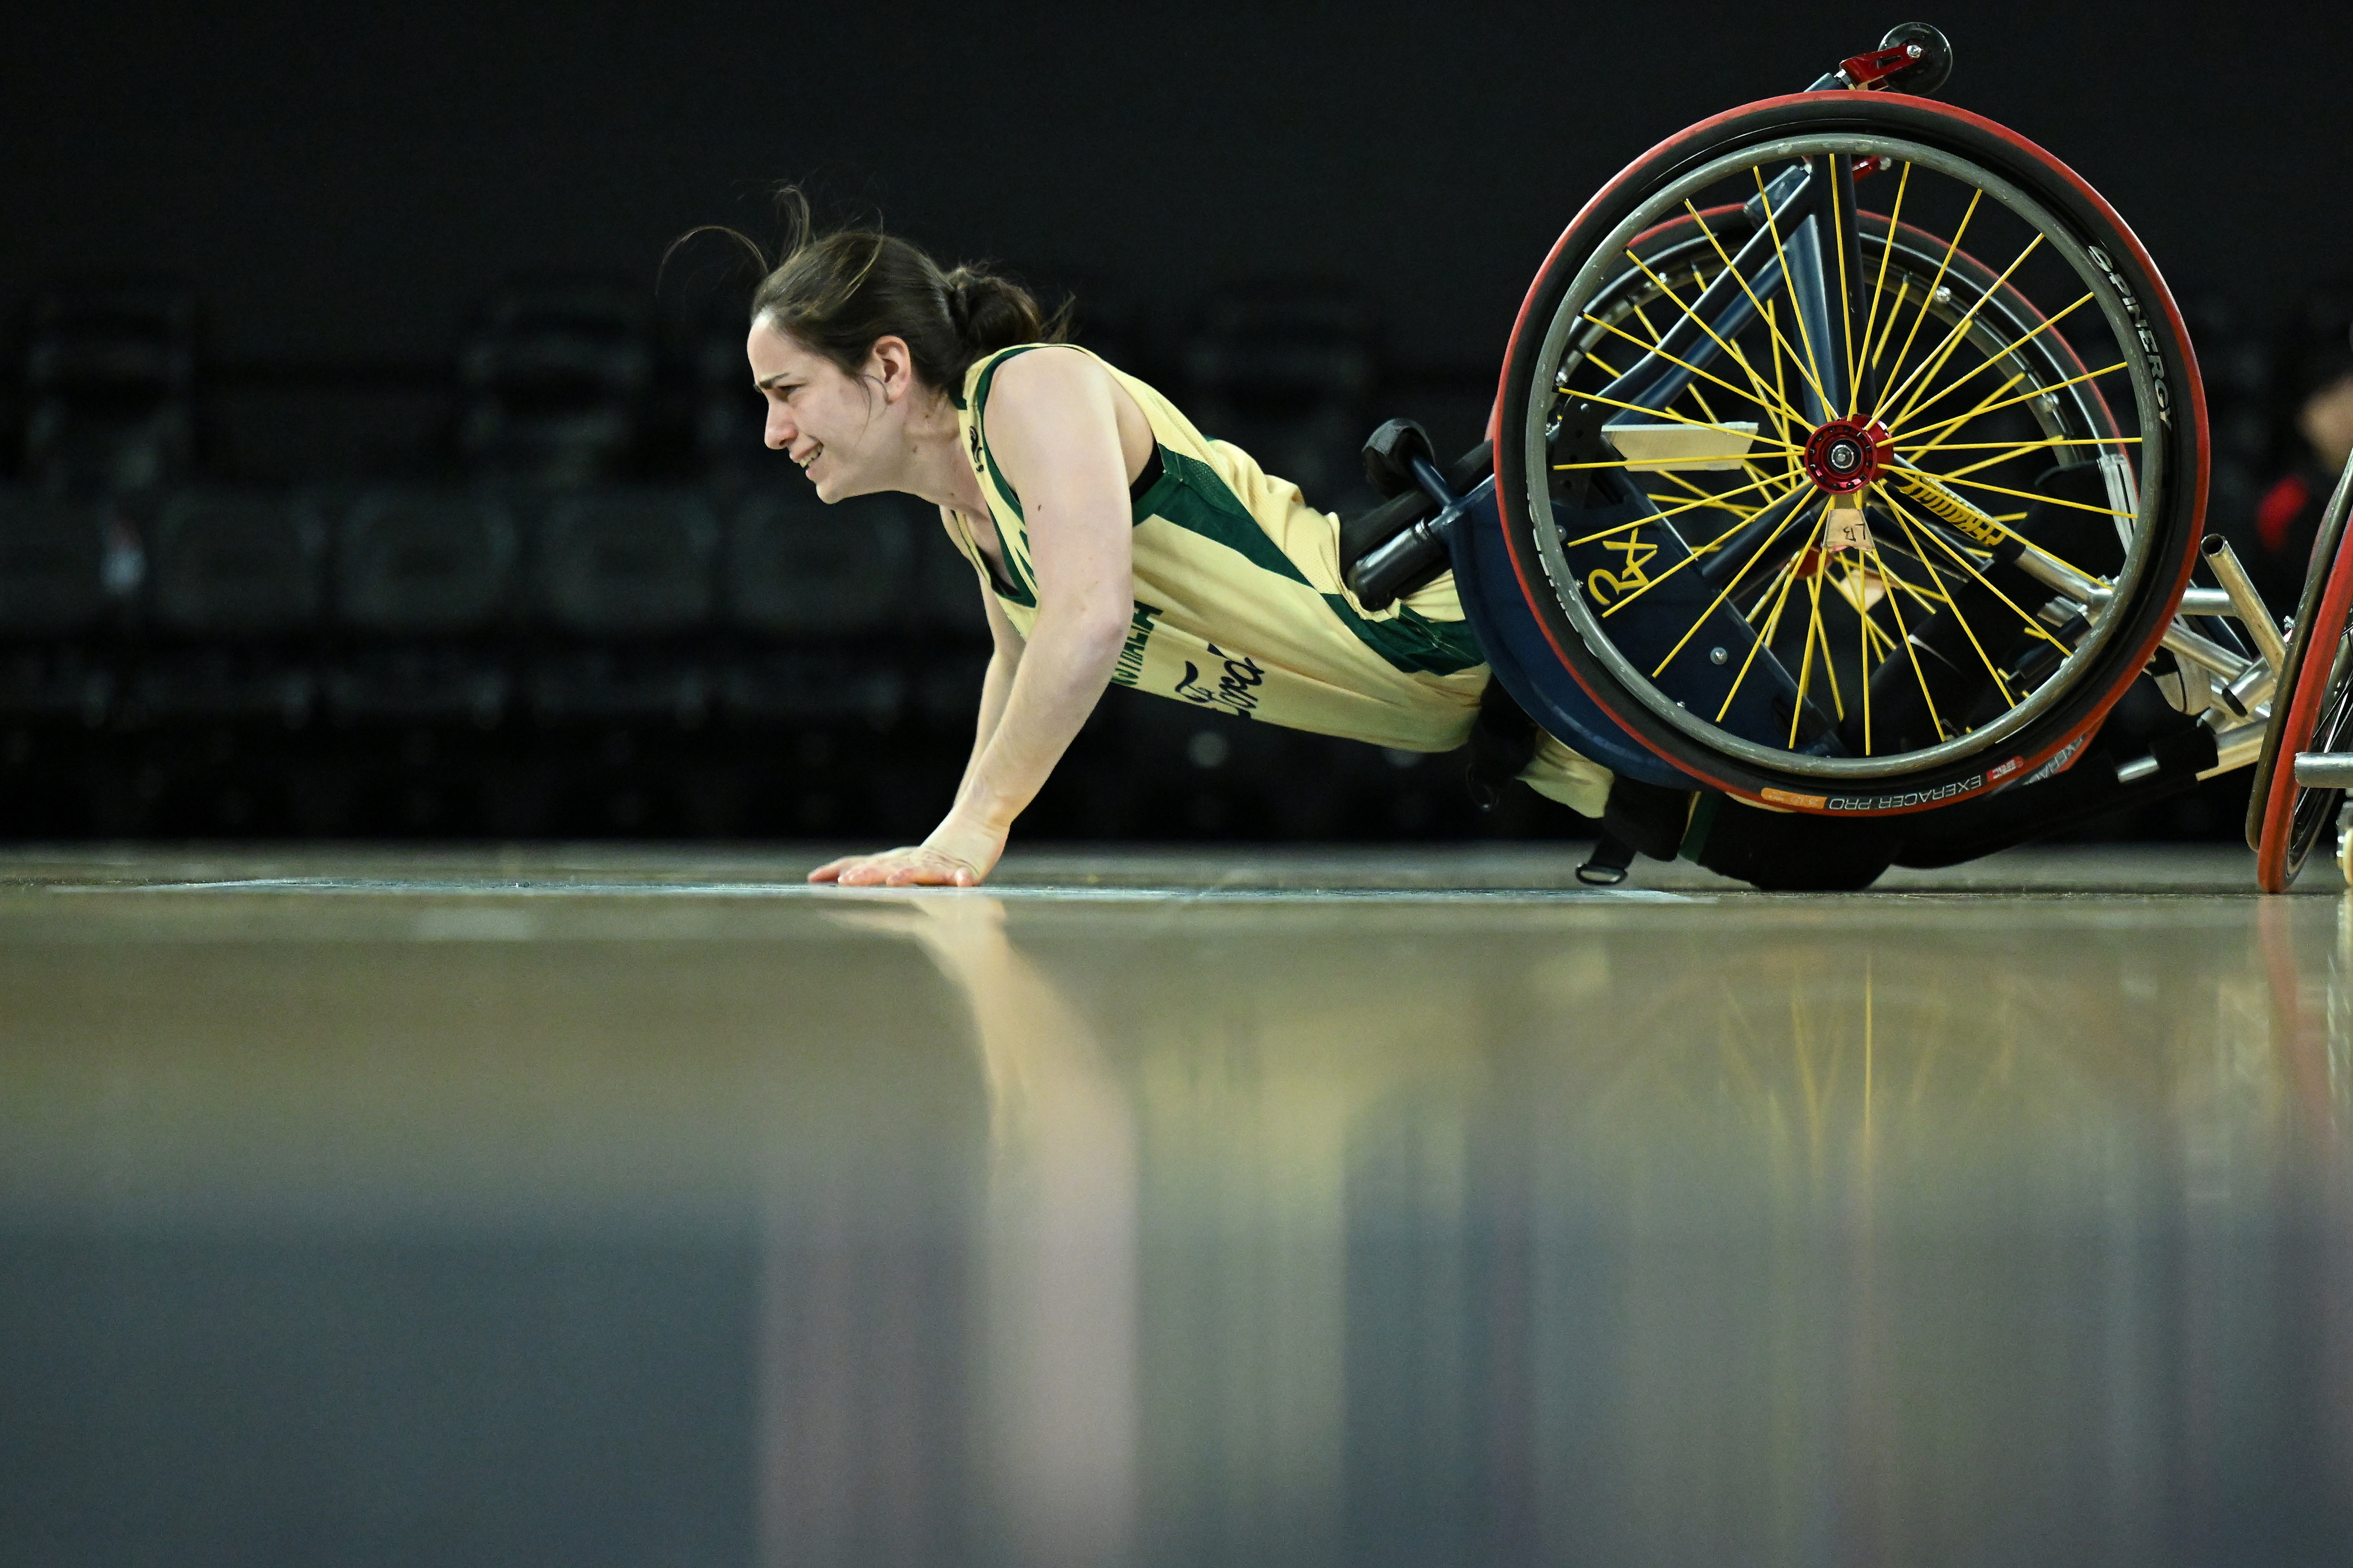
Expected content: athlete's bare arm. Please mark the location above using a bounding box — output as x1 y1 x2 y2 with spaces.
965 587 1025 779
810 348 1140 886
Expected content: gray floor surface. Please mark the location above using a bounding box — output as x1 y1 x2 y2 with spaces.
2 842 2347 1566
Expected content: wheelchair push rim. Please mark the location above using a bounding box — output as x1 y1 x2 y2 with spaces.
1493 93 2207 816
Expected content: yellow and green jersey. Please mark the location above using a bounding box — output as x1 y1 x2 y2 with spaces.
941 343 1610 816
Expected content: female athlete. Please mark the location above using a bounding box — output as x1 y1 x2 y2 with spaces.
729 215 2207 890
734 221 1609 888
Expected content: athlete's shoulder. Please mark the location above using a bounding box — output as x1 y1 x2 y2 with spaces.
982 342 1109 392
978 344 1122 434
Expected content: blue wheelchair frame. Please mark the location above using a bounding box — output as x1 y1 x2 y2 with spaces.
1382 149 1871 792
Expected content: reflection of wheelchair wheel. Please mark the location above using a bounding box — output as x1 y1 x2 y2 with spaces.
1492 92 2205 815
2251 459 2353 890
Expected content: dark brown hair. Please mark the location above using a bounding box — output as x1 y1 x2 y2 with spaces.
674 189 1068 393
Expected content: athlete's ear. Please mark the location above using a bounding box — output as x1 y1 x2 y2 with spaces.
868 335 916 403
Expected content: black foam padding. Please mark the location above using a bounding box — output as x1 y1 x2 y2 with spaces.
1337 439 1498 581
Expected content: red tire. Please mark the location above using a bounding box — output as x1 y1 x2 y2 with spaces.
2254 459 2353 890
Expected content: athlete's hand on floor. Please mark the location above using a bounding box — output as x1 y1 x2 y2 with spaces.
808 846 982 887
808 820 1006 888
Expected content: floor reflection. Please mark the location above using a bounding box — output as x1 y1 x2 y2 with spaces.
2 852 2351 1565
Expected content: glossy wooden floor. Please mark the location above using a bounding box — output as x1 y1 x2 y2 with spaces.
4 844 2349 1566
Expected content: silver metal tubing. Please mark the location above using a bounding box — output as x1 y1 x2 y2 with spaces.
2114 754 2161 785
2294 752 2353 789
2162 620 2255 685
2225 656 2277 717
2202 536 2289 670
2011 546 2107 608
2025 579 2229 621
2089 586 2232 616
2009 546 2254 688
2201 718 2270 779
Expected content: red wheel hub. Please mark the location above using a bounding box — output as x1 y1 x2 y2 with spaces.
1801 419 1891 495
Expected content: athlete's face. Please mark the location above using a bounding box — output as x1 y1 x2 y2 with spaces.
747 319 906 502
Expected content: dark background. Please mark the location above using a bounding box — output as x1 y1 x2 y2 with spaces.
3 0 2349 844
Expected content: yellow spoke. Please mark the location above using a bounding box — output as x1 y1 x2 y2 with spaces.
1790 567 1824 743
1585 349 1625 380
1648 284 1778 494
1558 472 1789 547
1559 386 1809 450
1651 459 1767 518
1885 506 2017 705
1864 534 1946 744
1649 262 1784 438
1591 489 1802 609
1762 303 1797 485
1678 360 1788 498
1718 302 1799 500
1877 490 2072 653
1621 248 1812 431
1926 469 2137 520
1578 311 1797 422
1829 558 1901 655
1859 548 1875 752
1644 498 1823 676
1831 158 1859 416
1876 468 2106 585
1855 163 1912 392
1897 436 2140 453
1555 455 1776 472
1891 362 2131 443
1869 276 1911 371
1893 290 2097 433
1904 369 2029 465
1648 492 1760 518
1681 203 1837 416
1868 543 1960 623
1911 441 2077 485
1882 232 2047 429
1807 561 1845 722
1719 539 1811 724
1751 169 1835 415
1870 188 1983 423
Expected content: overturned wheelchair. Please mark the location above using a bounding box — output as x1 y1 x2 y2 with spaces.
1341 22 2342 890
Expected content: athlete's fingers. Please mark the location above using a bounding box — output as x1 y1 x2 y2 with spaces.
815 846 978 888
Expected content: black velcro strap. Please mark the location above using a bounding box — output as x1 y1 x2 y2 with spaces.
1577 835 1636 886
1599 775 1695 862
1465 679 1541 811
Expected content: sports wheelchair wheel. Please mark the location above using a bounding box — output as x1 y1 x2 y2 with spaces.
1494 92 2207 815
2251 455 2353 890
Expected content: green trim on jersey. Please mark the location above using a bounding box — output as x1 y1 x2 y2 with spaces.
1149 450 1312 585
937 341 1596 782
971 346 1045 525
1149 450 1481 676
1321 598 1485 676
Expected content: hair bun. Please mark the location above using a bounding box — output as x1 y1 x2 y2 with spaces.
943 266 1048 357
